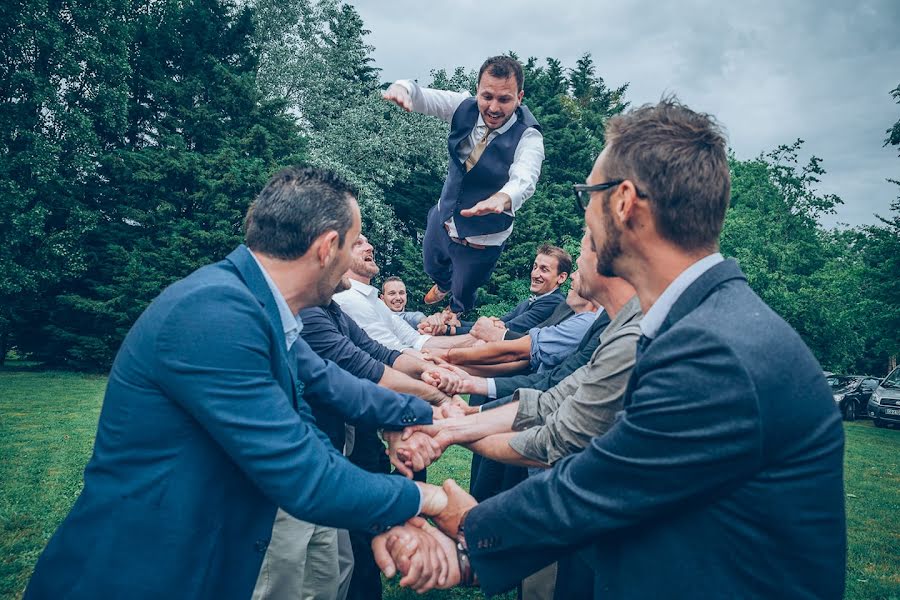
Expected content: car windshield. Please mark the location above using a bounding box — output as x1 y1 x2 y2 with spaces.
881 367 900 389
827 376 859 391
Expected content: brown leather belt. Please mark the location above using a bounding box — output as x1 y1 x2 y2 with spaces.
444 223 487 250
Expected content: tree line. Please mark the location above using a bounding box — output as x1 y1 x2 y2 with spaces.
1 0 898 374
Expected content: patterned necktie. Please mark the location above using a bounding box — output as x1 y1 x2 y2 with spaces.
465 128 492 171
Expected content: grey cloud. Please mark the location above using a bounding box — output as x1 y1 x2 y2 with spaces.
350 0 899 226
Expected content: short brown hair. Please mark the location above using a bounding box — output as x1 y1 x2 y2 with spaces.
245 167 357 260
603 97 730 252
478 56 524 92
537 244 572 277
381 276 404 293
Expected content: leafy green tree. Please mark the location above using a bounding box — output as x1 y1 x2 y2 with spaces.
12 0 306 368
0 0 131 364
251 0 448 274
720 142 876 371
885 83 900 154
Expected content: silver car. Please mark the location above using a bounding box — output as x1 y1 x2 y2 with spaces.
867 366 900 427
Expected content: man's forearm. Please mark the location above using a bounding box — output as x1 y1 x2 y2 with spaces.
447 337 530 366
422 334 477 349
437 402 520 445
465 432 546 469
379 366 450 406
392 353 430 378
456 360 530 378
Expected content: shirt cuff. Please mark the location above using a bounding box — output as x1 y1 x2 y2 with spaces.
498 183 525 215
486 378 497 399
512 388 545 429
413 335 431 351
416 485 424 514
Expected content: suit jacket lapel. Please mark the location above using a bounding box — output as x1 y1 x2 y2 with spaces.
225 245 300 405
655 259 747 341
623 259 746 408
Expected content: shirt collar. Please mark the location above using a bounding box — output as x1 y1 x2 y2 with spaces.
640 253 724 339
248 251 303 350
529 287 558 303
348 278 378 297
476 110 519 135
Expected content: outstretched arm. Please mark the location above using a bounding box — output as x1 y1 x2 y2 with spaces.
442 336 532 366
382 80 469 121
466 432 547 469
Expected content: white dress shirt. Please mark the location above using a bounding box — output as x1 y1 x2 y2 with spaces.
396 80 545 246
334 279 431 351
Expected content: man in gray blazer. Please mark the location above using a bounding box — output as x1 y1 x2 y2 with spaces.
372 99 846 600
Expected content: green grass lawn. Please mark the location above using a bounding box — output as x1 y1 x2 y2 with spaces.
2 368 898 599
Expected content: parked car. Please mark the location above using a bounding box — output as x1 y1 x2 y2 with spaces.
827 375 880 421
868 366 900 428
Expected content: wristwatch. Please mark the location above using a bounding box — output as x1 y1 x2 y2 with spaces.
455 510 475 586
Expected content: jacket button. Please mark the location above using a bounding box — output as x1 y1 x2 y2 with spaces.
255 539 269 553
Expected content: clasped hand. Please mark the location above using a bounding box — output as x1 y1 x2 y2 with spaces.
470 316 507 342
373 480 478 593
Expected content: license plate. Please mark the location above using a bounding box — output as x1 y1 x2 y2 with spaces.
886 408 900 416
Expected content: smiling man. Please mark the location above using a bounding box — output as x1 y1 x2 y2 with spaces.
445 244 571 341
383 56 545 315
334 234 466 353
381 276 427 329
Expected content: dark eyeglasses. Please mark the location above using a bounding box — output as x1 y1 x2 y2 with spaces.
572 180 647 211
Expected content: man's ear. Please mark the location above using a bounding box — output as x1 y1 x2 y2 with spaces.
613 181 640 227
556 271 569 287
315 230 340 267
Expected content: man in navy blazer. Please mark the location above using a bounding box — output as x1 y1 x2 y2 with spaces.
373 99 846 599
25 167 449 599
425 244 571 339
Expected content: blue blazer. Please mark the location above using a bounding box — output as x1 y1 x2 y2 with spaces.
464 260 846 599
25 246 427 600
457 289 565 335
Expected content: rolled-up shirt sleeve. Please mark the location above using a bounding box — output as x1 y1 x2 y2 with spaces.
509 327 640 465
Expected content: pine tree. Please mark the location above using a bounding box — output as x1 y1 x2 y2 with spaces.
15 0 306 368
0 0 131 364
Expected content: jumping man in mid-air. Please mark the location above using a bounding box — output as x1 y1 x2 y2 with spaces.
383 55 545 316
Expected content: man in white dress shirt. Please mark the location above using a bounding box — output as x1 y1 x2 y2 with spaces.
382 55 545 315
334 234 470 353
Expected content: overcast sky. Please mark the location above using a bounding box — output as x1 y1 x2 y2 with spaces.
349 0 899 228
